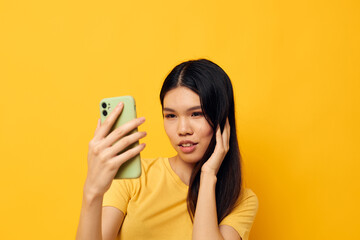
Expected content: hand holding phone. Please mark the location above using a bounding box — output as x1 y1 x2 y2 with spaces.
99 96 142 179
84 96 146 197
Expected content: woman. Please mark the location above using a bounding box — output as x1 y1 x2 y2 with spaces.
76 59 258 240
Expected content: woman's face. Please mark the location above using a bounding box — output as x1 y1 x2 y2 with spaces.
163 87 213 165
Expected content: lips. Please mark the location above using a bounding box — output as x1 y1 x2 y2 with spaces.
181 143 194 147
178 140 198 153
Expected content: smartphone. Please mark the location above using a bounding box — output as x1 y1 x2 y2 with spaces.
99 96 142 179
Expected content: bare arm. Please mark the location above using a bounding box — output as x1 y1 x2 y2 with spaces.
77 194 125 240
102 207 125 240
192 119 241 240
76 102 146 240
76 193 104 240
193 173 241 240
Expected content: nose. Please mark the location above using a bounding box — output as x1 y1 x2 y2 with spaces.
177 117 193 136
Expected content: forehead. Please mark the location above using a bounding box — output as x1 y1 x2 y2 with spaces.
163 87 200 109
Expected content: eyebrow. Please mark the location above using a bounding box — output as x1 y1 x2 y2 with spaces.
163 106 202 112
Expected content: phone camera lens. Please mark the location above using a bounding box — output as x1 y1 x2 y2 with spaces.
102 110 108 116
101 102 107 108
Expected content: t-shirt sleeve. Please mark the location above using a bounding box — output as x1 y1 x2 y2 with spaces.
102 179 136 214
219 188 259 240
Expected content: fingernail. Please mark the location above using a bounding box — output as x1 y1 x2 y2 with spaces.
116 102 123 109
139 117 145 122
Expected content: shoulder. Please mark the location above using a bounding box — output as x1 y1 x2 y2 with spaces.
140 157 167 173
236 188 259 209
140 157 164 167
104 158 166 194
224 188 259 218
219 188 259 240
226 188 259 219
103 157 168 211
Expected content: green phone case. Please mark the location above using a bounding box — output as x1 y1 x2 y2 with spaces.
99 96 142 179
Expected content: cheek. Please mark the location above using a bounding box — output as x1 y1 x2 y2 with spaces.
164 122 176 142
198 123 213 141
205 127 213 138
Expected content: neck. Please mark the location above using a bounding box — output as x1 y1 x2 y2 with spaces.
169 155 195 186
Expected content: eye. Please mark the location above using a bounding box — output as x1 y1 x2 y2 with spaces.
164 114 176 119
191 112 204 117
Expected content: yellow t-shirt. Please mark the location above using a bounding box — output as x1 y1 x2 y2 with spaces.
103 157 258 240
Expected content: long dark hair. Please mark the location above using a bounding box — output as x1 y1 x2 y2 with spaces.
160 59 242 223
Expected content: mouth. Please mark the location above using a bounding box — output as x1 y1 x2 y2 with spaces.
178 141 198 153
179 143 197 147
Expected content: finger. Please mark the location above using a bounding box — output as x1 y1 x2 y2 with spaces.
222 118 230 140
111 143 146 167
93 118 101 136
100 117 145 149
206 126 225 172
95 102 124 140
222 118 230 151
214 126 224 153
103 131 147 159
227 118 230 137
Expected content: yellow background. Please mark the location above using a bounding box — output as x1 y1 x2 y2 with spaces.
1 0 359 239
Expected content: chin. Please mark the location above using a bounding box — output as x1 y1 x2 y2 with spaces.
178 153 204 164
